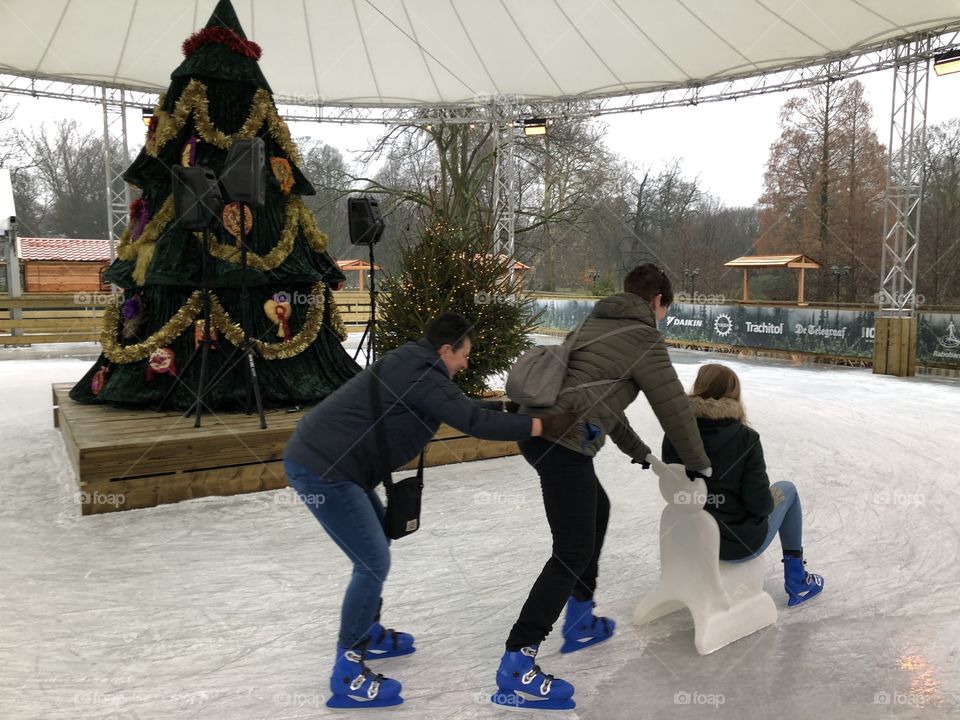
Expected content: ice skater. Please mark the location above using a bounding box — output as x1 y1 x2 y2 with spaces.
283 312 580 708
492 264 712 710
662 363 825 606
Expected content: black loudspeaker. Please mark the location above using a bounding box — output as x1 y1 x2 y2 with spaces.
172 166 223 231
220 137 266 207
348 196 385 246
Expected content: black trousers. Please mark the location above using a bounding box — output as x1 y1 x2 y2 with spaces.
506 437 611 650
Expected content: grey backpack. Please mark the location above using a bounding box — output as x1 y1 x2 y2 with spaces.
506 319 639 407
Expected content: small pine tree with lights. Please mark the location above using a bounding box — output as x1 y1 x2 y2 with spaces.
374 215 539 396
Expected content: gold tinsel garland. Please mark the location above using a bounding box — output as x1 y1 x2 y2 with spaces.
208 283 326 360
116 196 175 249
114 81 323 284
101 283 335 364
101 291 204 363
201 197 328 271
146 81 302 163
326 289 348 342
116 195 327 280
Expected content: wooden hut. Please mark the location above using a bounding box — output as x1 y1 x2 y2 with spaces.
18 237 112 293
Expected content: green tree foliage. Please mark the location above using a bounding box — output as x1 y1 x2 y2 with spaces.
374 215 539 396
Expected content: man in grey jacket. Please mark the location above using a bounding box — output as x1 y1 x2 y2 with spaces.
284 312 578 708
492 264 712 710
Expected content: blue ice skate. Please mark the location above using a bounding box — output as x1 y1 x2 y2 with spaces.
783 556 825 606
327 647 403 708
366 621 416 659
491 645 575 710
560 596 615 653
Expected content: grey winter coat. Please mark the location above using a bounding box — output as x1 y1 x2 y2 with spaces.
527 292 709 469
285 338 533 489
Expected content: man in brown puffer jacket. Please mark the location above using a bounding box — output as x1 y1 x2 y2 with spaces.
492 264 711 708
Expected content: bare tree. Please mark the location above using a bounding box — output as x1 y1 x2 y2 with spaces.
758 80 886 301
919 119 960 305
10 120 121 238
296 139 354 259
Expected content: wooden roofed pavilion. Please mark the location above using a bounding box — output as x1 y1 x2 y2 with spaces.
724 254 821 305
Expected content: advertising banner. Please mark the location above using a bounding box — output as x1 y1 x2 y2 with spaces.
917 312 960 367
530 297 958 367
662 304 876 358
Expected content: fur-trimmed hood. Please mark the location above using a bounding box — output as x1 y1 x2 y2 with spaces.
688 395 746 422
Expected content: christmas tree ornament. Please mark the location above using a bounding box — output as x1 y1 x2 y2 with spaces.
90 365 110 396
270 157 294 194
180 136 198 167
222 201 254 240
120 293 147 339
146 348 178 380
129 198 152 241
146 114 158 144
263 295 292 340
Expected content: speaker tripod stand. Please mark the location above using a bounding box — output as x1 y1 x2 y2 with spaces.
157 227 218 427
352 241 379 367
200 203 268 428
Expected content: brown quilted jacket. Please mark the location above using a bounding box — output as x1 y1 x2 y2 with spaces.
526 292 709 470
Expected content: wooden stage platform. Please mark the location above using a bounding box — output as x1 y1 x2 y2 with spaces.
52 383 520 516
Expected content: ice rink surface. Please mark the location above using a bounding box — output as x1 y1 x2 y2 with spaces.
1 339 958 719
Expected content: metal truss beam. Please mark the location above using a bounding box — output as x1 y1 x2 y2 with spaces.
2 26 957 126
100 86 133 260
878 40 930 318
491 101 519 261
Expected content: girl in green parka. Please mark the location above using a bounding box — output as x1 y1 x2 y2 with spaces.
662 363 825 607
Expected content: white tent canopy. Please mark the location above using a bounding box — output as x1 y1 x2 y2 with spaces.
1 0 959 107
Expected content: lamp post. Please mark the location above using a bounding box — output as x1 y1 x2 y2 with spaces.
831 265 850 308
683 267 700 301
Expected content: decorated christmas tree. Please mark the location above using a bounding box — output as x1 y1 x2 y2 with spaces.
70 0 360 410
375 213 539 397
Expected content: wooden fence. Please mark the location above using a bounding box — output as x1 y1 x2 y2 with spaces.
0 290 374 345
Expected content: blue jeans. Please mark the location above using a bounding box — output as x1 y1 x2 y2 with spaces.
728 481 803 563
284 458 390 649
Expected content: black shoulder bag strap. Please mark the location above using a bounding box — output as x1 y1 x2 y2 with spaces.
368 360 425 484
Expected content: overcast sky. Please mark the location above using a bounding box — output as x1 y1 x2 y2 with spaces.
2 67 958 209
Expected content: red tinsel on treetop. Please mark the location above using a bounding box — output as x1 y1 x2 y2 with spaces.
182 26 262 60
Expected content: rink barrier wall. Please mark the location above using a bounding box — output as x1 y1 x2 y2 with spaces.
532 298 960 375
52 383 520 516
8 292 957 375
